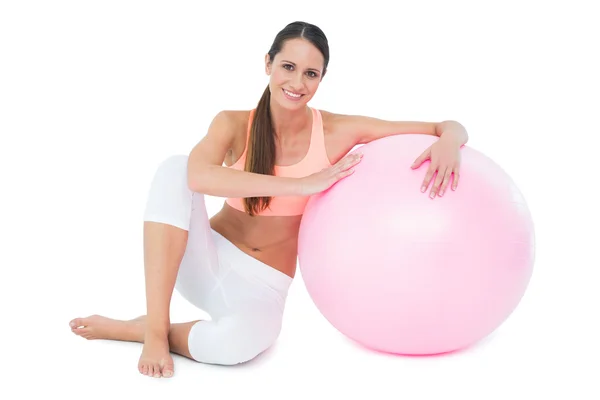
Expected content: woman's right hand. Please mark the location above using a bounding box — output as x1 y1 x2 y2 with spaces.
298 152 363 196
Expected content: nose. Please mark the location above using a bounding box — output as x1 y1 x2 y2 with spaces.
289 72 304 91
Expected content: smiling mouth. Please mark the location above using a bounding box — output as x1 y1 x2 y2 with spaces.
282 88 304 99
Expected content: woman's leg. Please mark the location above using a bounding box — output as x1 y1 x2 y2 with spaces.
179 230 293 366
137 155 198 377
70 154 212 378
70 154 292 373
69 315 198 360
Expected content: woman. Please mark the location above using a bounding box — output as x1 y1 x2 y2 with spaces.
69 21 467 378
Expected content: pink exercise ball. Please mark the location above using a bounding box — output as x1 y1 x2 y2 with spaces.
298 134 535 355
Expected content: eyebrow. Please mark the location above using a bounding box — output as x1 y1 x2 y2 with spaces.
281 60 321 73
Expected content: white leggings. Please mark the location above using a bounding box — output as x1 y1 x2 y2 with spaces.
142 155 293 365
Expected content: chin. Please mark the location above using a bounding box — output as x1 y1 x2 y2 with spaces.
279 101 306 111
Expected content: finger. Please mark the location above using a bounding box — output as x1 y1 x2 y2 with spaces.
411 150 430 169
350 153 363 165
438 167 453 196
335 152 358 167
421 165 437 193
332 158 348 172
429 166 447 198
341 153 363 170
451 167 460 190
336 167 355 181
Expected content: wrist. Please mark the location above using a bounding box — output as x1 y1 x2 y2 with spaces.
288 176 307 196
439 131 466 147
437 121 468 146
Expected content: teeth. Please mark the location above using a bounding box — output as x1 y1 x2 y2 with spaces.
284 89 301 98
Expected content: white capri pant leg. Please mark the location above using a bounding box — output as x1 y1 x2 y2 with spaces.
143 154 293 365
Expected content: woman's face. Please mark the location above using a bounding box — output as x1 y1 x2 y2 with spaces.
266 38 325 111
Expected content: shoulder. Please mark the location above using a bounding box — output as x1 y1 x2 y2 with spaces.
317 109 365 129
316 109 347 135
209 110 254 163
205 110 254 145
211 109 252 130
317 109 343 124
317 109 363 140
189 110 254 170
199 109 253 152
313 109 363 163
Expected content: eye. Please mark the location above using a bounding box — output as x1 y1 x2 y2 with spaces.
307 71 318 78
283 63 294 71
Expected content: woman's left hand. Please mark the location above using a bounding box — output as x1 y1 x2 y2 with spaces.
410 136 462 199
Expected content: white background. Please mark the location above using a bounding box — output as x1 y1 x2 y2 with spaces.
1 0 599 399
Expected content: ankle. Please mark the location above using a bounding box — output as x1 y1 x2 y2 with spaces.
144 328 169 341
145 318 169 334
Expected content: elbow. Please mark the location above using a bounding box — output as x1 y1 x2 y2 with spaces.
187 165 209 193
187 176 200 193
187 165 223 196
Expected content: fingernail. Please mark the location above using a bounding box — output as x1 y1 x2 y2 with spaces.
439 190 444 196
430 192 435 198
421 186 426 192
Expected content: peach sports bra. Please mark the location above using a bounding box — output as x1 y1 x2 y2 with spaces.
225 107 332 216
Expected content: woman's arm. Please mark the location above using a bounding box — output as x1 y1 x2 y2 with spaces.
321 111 468 147
187 111 302 197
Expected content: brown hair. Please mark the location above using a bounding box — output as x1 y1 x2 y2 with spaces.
243 21 330 216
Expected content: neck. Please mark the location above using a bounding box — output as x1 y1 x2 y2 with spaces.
269 100 311 139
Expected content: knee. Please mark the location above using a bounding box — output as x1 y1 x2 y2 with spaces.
218 315 282 365
144 154 193 228
189 313 283 366
150 154 189 190
156 154 188 176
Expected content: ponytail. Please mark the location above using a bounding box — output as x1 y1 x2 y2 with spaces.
243 85 276 216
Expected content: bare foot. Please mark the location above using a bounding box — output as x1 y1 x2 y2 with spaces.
139 333 174 378
69 314 146 341
69 315 174 378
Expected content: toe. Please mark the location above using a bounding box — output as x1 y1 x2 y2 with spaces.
141 364 149 376
69 318 84 329
153 364 162 378
74 327 90 338
71 326 84 336
162 365 174 378
80 328 94 339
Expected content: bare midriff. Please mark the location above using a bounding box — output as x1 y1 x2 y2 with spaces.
209 204 302 278
205 109 350 280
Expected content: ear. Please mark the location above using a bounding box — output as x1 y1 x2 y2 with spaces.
264 54 272 75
